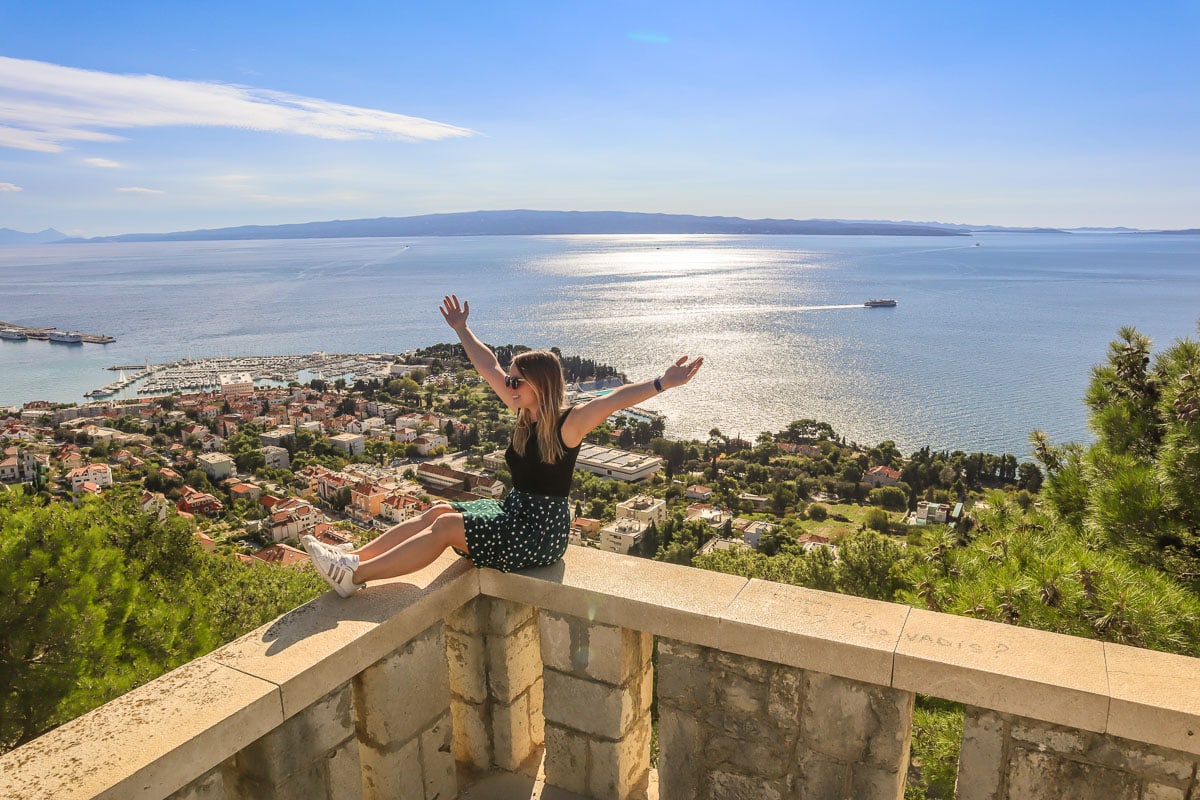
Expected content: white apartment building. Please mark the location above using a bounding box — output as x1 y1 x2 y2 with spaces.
329 433 366 457
616 495 667 526
197 452 235 481
599 517 650 555
260 445 290 470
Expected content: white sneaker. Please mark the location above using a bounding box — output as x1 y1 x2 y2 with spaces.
301 536 363 598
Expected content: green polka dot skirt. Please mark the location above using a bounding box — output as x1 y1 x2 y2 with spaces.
450 489 570 572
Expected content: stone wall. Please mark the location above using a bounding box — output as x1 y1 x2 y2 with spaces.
539 611 654 800
445 596 545 778
958 707 1200 800
656 637 914 800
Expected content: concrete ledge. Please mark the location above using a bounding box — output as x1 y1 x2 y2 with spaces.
212 551 478 718
716 579 909 686
480 546 747 650
893 609 1109 732
1105 642 1200 755
0 656 282 800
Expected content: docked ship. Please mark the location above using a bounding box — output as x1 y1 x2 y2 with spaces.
863 299 898 308
48 330 84 343
0 328 28 340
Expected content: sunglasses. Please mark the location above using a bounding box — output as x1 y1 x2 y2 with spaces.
504 374 524 389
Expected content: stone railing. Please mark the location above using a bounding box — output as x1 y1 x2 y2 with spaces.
2 546 1199 800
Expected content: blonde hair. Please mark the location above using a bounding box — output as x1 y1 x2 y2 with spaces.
511 349 567 464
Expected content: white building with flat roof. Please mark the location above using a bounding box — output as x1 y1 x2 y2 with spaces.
616 495 667 525
329 433 365 457
219 373 254 395
197 452 235 481
576 444 662 482
599 518 650 555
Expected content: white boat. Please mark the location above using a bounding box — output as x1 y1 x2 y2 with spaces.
48 330 83 343
0 328 28 341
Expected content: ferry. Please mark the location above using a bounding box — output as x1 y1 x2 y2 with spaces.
863 299 898 308
48 330 84 343
0 328 28 341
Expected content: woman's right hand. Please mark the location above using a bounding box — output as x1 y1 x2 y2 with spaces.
440 295 469 331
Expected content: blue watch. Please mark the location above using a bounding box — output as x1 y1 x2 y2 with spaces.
654 377 664 392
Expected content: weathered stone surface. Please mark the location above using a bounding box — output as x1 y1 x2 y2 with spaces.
766 668 803 728
588 716 651 800
657 706 703 800
450 698 492 771
166 767 227 800
420 713 456 800
445 627 487 705
717 578 908 686
485 614 543 703
325 738 364 800
800 671 913 769
1005 749 1140 800
485 597 536 637
656 639 718 709
544 723 589 796
1106 642 1200 756
1143 783 1189 800
480 545 748 650
894 608 1108 733
355 624 449 751
0 656 282 800
543 669 638 740
528 676 545 750
234 684 354 786
492 690 533 771
705 769 785 800
795 751 849 799
445 596 486 636
360 734 422 800
956 707 1008 800
212 552 476 720
850 762 905 800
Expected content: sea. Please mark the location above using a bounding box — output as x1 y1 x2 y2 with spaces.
1 233 1198 456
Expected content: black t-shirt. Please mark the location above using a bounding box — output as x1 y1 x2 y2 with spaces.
505 407 581 497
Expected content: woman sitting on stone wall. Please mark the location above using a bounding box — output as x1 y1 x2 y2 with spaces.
302 294 703 597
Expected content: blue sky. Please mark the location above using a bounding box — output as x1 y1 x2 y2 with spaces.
1 0 1197 235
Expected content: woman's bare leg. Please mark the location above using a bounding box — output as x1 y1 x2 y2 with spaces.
353 504 454 560
353 513 469 583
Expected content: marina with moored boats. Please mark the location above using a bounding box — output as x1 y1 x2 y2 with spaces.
81 352 397 399
0 320 115 344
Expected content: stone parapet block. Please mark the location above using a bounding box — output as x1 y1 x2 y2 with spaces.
540 612 653 686
716 578 909 687
211 551 477 719
1105 642 1200 756
480 546 747 650
893 608 1109 733
0 656 282 800
231 683 355 788
354 624 449 758
957 707 1200 800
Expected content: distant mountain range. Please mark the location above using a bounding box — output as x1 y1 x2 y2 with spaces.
5 213 1196 245
0 227 68 244
62 211 972 241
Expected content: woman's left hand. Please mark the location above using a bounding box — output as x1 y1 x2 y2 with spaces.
660 356 704 390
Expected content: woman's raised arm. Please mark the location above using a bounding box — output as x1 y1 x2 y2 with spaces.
439 295 515 410
560 356 703 448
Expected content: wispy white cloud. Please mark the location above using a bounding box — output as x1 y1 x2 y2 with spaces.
83 157 123 168
116 186 164 194
0 56 478 153
0 182 22 192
